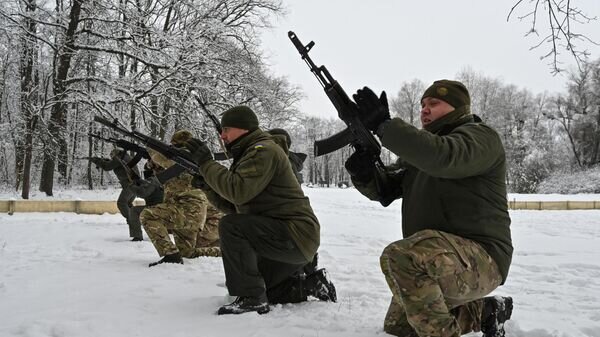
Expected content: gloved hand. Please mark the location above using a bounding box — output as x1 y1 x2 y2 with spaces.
345 151 375 183
352 86 390 133
129 178 157 198
191 174 210 190
184 138 213 165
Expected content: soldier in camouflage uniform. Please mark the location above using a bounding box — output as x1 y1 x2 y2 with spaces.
346 81 514 337
185 106 336 315
193 203 223 257
139 130 209 267
90 148 140 241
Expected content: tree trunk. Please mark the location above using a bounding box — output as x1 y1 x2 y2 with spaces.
86 121 94 189
67 103 80 185
20 0 38 199
39 0 82 196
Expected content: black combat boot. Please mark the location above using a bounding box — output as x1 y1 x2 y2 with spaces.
305 268 337 302
217 294 270 315
481 296 513 337
303 253 319 276
131 237 143 242
148 252 184 267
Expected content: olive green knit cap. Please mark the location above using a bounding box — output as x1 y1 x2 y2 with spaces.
221 106 259 131
421 79 471 109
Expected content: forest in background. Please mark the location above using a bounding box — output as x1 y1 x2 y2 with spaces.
0 0 599 198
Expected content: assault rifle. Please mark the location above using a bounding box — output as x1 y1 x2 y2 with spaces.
288 31 394 206
93 116 201 174
88 133 150 159
192 94 229 160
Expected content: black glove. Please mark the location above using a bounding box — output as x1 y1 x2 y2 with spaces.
184 138 213 165
352 86 390 133
129 178 157 198
191 174 210 190
345 151 376 183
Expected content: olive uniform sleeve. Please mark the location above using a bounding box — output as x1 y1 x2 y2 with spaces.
198 145 277 205
351 158 406 203
381 118 504 179
203 188 237 214
95 157 120 171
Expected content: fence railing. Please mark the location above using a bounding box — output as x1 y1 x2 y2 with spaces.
1 199 600 215
0 200 146 215
507 200 600 210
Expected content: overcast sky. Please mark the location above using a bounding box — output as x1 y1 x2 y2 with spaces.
261 0 600 118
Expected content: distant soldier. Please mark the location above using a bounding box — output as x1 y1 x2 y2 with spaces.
267 128 307 184
127 159 164 241
139 130 209 267
90 148 140 241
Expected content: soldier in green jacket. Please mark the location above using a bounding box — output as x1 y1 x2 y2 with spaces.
90 148 140 241
345 80 514 337
184 106 336 315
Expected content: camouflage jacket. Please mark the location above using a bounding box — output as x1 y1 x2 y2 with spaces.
149 149 207 205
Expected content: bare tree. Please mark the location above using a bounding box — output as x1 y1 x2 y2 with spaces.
389 79 424 127
17 0 40 199
508 0 599 74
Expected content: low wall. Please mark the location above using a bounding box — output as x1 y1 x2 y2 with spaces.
0 200 146 215
1 200 600 215
507 200 600 210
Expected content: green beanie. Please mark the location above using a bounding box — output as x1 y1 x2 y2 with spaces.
421 79 470 109
221 106 259 131
268 128 292 146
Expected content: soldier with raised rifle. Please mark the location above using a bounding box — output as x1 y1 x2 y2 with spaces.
89 148 141 241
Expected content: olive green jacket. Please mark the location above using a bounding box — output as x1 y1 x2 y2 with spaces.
94 153 140 186
198 129 320 261
354 107 513 283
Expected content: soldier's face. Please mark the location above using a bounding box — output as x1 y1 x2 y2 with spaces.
420 97 455 127
221 127 249 144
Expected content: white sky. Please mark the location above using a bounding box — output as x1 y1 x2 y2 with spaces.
261 0 600 118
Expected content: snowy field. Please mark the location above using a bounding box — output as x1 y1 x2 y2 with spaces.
1 187 600 337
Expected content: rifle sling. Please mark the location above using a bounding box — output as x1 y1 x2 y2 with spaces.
155 164 186 184
129 153 144 168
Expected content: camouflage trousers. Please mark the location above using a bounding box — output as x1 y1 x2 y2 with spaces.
380 229 502 337
140 196 207 258
194 203 223 257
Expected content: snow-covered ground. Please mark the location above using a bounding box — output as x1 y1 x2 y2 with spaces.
2 185 600 201
1 187 600 337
